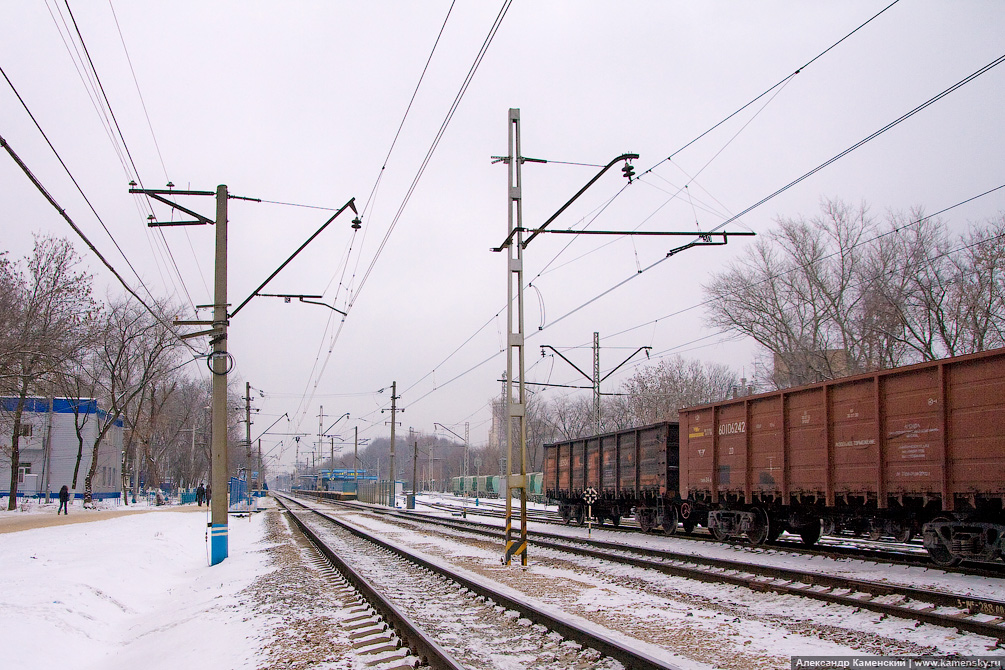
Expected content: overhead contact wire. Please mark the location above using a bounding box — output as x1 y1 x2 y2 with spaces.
638 0 901 178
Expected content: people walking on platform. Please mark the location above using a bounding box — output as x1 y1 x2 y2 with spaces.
58 485 69 515
196 483 205 506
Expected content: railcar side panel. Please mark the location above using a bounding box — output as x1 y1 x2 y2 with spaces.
948 355 1005 495
749 396 783 495
683 347 1005 512
829 378 880 496
638 424 666 495
572 440 586 494
881 368 942 495
681 411 714 500
586 436 601 491
544 446 559 498
785 387 827 496
601 433 618 497
558 443 571 496
618 430 638 494
713 403 747 498
544 422 677 518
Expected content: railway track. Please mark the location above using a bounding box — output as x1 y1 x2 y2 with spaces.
297 491 1005 643
418 496 1005 577
277 493 684 670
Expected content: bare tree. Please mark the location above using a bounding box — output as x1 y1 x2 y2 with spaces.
84 296 181 505
2 236 95 509
706 201 1005 388
547 395 593 440
876 213 1005 359
151 376 211 490
620 355 738 423
704 200 899 387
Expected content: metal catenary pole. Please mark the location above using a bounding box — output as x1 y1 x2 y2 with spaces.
593 332 601 435
503 108 529 566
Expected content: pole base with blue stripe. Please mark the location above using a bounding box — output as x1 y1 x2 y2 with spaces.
210 524 228 565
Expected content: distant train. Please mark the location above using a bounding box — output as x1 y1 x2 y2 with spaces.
450 473 544 501
545 347 1005 566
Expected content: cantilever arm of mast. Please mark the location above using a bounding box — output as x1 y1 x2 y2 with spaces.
230 197 357 318
491 152 639 252
257 293 347 316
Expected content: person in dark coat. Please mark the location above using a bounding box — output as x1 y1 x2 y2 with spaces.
196 483 205 506
58 485 69 515
206 484 212 504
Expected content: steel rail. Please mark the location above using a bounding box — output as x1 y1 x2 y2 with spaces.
409 496 1005 578
294 491 1005 641
276 496 465 670
281 493 683 670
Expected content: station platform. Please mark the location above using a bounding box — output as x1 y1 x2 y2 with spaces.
0 503 208 534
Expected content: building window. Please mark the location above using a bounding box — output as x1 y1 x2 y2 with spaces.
17 464 31 484
18 424 33 437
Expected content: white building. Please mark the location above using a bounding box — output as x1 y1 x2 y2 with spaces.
0 397 124 501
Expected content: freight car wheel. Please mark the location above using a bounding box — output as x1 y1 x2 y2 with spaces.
746 507 771 546
893 526 914 543
712 526 731 542
573 505 586 526
928 544 961 567
682 519 696 534
561 505 572 525
638 510 655 533
927 516 962 567
610 515 621 527
662 506 679 535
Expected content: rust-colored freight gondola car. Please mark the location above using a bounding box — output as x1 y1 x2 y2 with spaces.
679 347 1005 565
543 422 682 531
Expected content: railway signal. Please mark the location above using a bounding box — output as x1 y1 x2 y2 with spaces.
584 487 598 537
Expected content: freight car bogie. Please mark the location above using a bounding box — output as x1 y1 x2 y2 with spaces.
557 498 626 527
922 516 1005 566
821 514 918 543
706 502 827 546
707 506 778 545
558 502 585 526
634 498 700 535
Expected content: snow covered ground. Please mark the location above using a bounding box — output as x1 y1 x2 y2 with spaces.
4 493 1005 669
0 498 270 669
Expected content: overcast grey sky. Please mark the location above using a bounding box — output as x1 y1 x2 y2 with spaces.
3 2 1004 474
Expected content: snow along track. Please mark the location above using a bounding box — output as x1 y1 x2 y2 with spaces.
277 493 682 670
305 494 1005 642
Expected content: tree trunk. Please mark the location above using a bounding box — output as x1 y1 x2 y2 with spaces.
83 411 119 506
71 403 88 489
6 380 30 510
